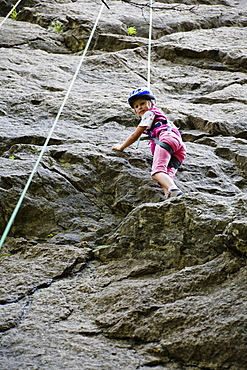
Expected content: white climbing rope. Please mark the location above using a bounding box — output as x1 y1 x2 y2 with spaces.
136 0 153 149
147 0 153 90
0 3 105 250
0 0 23 28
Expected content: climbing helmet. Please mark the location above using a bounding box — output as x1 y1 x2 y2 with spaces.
128 87 156 108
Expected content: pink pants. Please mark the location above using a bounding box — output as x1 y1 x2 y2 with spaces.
151 131 186 178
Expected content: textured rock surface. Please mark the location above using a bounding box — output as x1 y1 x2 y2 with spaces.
0 0 246 369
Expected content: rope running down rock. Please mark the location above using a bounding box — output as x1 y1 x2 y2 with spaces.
0 0 23 28
0 3 105 249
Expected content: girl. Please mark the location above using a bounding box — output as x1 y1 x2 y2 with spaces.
112 88 186 199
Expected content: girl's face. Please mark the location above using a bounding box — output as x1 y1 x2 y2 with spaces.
133 98 153 117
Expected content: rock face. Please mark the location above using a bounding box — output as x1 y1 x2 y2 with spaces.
0 0 246 369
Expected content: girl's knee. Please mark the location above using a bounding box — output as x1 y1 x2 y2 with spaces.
152 171 164 179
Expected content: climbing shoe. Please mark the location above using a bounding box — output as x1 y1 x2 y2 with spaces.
167 188 183 199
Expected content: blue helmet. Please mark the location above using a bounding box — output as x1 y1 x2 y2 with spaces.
128 87 156 108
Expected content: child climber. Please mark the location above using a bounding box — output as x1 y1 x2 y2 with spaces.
112 88 186 199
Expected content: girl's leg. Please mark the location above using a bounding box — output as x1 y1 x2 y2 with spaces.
151 144 179 197
152 171 181 198
152 172 175 197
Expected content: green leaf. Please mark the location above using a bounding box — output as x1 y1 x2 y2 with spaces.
127 27 137 36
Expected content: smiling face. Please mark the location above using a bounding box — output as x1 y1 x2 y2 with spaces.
133 98 154 117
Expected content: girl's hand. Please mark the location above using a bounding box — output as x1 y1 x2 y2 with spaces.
112 144 123 151
112 127 146 152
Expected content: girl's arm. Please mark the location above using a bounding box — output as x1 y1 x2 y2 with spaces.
112 126 147 151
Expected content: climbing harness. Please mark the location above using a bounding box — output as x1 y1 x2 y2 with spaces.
0 3 105 250
141 135 181 169
141 135 174 153
146 120 170 137
140 121 181 169
0 0 23 28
